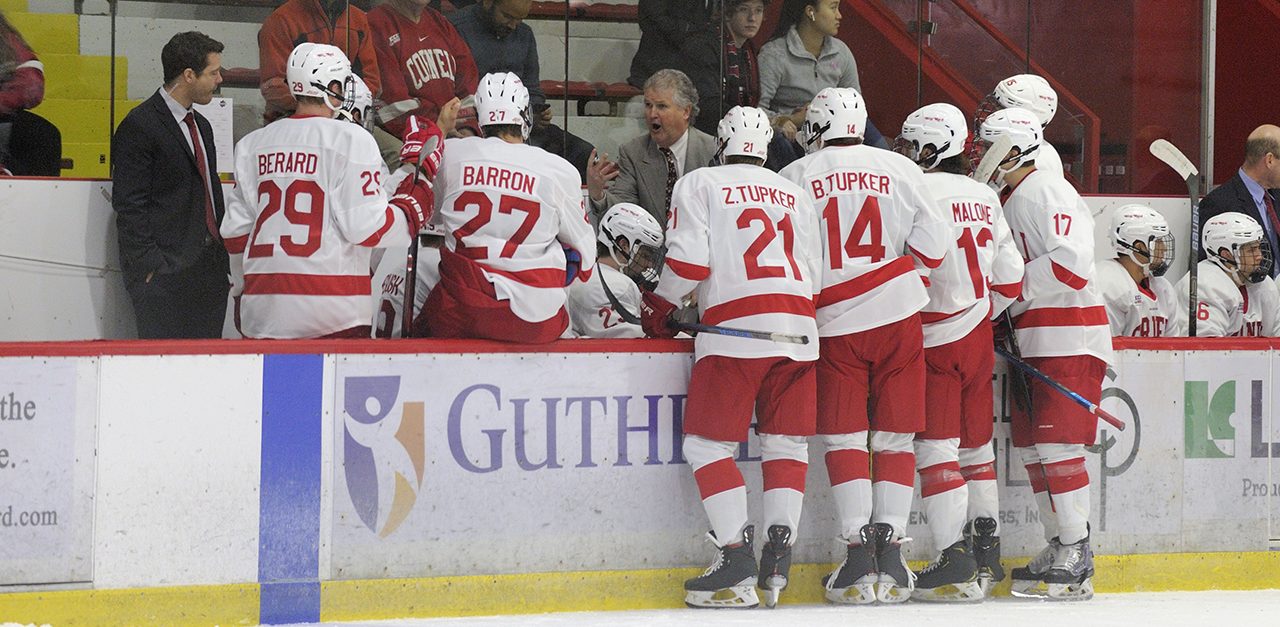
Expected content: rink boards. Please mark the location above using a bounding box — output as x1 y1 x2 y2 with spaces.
0 338 1278 625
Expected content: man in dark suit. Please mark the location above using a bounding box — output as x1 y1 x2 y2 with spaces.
1199 124 1280 276
112 31 229 338
586 69 719 227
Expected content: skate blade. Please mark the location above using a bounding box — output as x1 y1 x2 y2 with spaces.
875 582 913 604
1010 579 1050 599
685 585 760 609
910 581 985 603
762 575 787 608
1046 579 1094 601
977 575 993 598
824 583 877 605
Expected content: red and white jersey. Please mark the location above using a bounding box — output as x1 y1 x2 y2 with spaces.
1173 260 1279 337
372 245 442 338
656 164 820 361
918 171 1024 348
567 264 644 338
368 4 479 137
222 116 413 339
432 136 596 323
779 145 951 336
1096 259 1178 337
1002 170 1112 363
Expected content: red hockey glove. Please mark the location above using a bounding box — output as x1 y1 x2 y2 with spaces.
390 172 433 235
399 115 446 179
640 290 679 339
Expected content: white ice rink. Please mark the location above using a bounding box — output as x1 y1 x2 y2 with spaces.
302 590 1280 627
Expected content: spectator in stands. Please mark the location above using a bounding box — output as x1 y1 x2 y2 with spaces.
259 0 381 123
450 0 597 179
682 0 765 135
1198 124 1280 277
628 0 714 89
586 69 718 225
758 0 885 152
111 32 229 339
0 10 60 176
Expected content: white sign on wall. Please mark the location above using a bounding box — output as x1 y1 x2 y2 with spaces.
0 358 97 584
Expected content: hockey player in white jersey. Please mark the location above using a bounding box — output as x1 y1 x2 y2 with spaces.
640 106 821 609
1174 212 1280 337
567 203 663 338
973 74 1065 182
975 107 1112 601
779 88 951 605
422 72 597 342
1097 205 1179 337
221 43 442 339
895 103 1024 601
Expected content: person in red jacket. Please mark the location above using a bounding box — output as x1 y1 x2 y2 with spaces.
258 0 381 122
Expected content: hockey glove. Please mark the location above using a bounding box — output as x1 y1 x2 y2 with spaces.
399 115 446 179
390 172 433 235
563 246 583 286
640 290 679 339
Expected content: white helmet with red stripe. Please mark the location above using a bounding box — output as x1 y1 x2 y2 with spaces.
716 106 773 163
476 72 532 140
976 73 1058 130
598 202 665 287
1203 211 1273 283
977 107 1042 183
800 87 867 154
286 42 353 112
1110 204 1174 277
896 103 967 170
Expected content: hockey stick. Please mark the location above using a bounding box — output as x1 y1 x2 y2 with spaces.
599 273 810 344
971 134 1014 185
402 134 441 338
1000 311 1034 416
1149 138 1200 337
994 345 1126 431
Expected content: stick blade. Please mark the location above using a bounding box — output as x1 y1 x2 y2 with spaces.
1148 139 1198 180
972 135 1013 185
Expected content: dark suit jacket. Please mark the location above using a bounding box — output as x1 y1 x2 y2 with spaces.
1198 171 1280 273
111 90 228 282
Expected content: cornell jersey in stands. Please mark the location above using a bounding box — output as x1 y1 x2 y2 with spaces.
369 4 479 137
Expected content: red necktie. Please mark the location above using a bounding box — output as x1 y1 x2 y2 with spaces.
183 112 221 242
1265 193 1279 242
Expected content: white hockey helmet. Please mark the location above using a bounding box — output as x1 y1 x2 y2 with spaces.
335 77 374 131
286 42 353 112
598 202 665 287
976 74 1059 129
475 72 532 140
895 102 968 170
976 107 1042 183
716 106 773 163
1203 212 1273 283
1111 204 1175 277
800 87 867 154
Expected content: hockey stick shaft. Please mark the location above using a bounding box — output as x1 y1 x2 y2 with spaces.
599 273 809 344
401 134 441 338
1149 139 1200 337
994 345 1125 431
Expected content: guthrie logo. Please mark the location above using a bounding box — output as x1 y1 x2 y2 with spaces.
343 376 425 537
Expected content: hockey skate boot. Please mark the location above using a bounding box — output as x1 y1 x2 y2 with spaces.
758 525 793 608
684 525 759 609
872 522 915 604
822 523 878 605
1010 537 1062 598
1042 534 1094 601
966 517 1006 596
911 540 982 603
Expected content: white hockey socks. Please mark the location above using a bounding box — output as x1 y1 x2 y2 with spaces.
915 437 966 550
959 444 1000 532
1017 445 1058 542
760 434 808 539
871 431 915 539
684 435 748 545
823 432 872 543
1037 443 1091 544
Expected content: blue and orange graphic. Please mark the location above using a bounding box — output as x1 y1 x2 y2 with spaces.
342 376 425 537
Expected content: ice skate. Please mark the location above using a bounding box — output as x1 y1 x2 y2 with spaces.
911 540 983 602
966 517 1005 596
684 525 759 609
758 525 793 608
871 522 915 604
822 524 878 605
1042 534 1095 601
1010 537 1062 598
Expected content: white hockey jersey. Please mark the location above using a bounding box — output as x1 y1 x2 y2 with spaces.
432 136 596 323
222 116 413 339
1002 170 1113 363
1095 259 1178 337
372 245 442 338
1036 141 1065 180
918 171 1025 348
779 144 951 336
567 264 644 338
655 163 821 361
1173 260 1280 337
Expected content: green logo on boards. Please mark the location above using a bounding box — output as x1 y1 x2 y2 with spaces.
1184 380 1236 459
